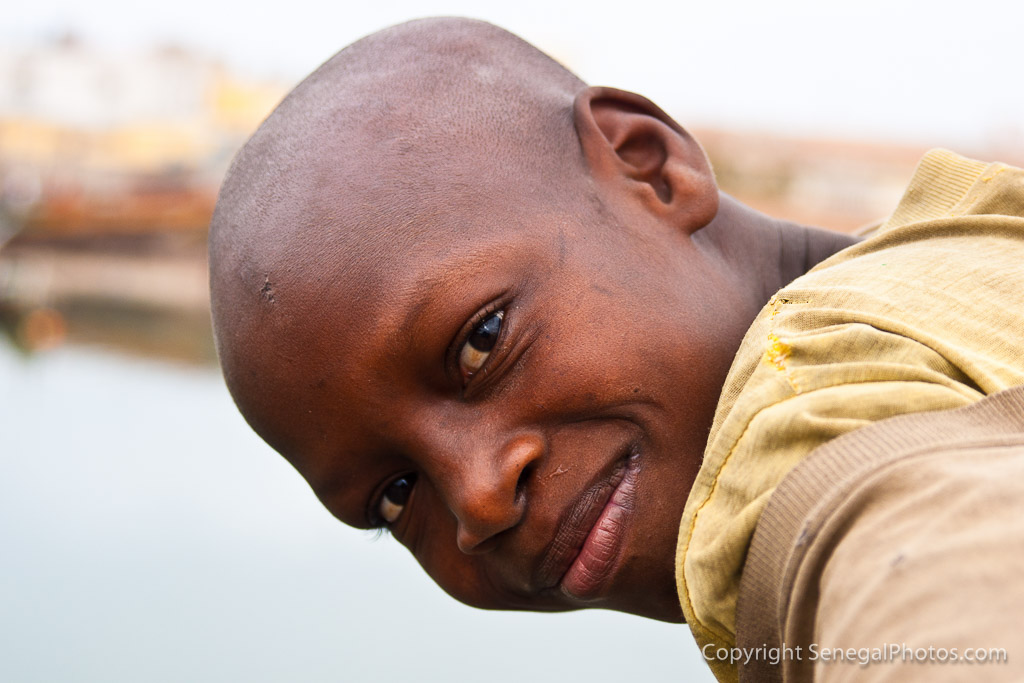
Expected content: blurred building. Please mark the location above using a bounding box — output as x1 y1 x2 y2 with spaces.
0 36 286 359
0 34 286 241
696 128 930 233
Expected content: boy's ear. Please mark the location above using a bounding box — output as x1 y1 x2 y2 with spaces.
573 86 718 234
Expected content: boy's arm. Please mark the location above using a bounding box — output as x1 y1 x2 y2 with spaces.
738 385 1024 682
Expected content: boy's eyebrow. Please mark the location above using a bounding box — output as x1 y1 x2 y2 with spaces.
303 452 374 529
395 280 447 361
396 249 497 342
400 296 434 340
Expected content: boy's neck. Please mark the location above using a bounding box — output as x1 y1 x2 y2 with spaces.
696 193 861 310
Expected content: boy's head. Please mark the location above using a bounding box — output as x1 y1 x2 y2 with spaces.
210 17 758 622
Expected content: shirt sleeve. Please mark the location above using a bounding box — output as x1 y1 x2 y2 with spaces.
797 443 1024 682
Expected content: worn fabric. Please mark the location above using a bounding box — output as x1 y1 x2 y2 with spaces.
736 383 1024 682
675 149 1024 682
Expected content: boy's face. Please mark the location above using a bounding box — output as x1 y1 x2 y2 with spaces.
234 185 743 622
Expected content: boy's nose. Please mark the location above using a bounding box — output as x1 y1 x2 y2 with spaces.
446 432 545 555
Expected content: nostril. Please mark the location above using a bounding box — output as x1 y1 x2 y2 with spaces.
516 461 534 500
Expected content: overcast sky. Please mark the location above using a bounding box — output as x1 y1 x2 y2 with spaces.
5 0 1024 152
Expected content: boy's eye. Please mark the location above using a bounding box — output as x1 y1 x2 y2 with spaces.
378 474 417 524
459 311 503 376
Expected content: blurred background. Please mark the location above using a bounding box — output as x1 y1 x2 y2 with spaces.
2 1 1021 681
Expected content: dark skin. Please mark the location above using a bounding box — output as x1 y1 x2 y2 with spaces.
210 18 857 623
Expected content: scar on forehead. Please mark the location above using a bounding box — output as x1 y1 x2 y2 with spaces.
259 276 276 304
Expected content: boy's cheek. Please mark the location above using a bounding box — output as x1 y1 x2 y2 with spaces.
392 492 484 606
403 511 503 609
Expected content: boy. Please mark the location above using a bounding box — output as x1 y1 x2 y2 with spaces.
209 17 1024 682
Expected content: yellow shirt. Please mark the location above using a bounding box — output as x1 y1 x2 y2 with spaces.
676 149 1024 678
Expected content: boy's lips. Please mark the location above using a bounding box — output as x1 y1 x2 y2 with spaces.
533 448 640 601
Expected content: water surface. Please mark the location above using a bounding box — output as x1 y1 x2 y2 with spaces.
0 343 713 682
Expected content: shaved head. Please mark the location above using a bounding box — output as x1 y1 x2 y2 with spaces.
210 18 590 423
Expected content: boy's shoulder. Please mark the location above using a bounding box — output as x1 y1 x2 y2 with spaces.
708 148 1024 477
677 150 1024 663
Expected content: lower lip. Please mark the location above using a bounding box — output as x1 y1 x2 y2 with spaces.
560 454 640 601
